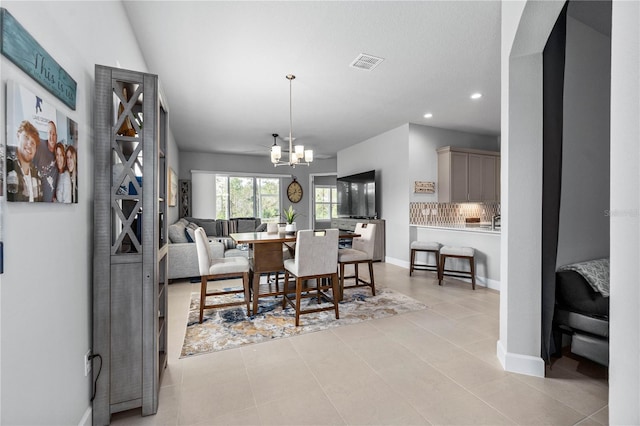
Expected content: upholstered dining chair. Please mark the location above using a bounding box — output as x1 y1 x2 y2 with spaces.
282 229 340 326
337 222 376 300
194 227 251 323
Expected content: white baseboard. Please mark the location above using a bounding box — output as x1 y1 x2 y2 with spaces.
385 256 409 268
477 276 501 291
497 340 545 377
386 256 500 291
78 406 91 426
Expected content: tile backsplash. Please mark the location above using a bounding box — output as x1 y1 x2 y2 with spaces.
410 201 500 226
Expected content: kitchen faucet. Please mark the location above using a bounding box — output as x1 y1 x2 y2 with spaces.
492 214 501 230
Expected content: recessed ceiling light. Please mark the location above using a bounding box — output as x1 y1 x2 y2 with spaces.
471 93 482 100
423 113 433 119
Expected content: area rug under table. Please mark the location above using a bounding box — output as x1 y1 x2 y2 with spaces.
180 286 427 357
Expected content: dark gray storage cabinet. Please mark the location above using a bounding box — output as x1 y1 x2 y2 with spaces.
93 65 168 424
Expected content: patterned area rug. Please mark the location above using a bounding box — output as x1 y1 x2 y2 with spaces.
180 285 427 357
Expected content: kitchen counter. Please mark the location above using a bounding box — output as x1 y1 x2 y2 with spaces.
409 224 501 290
411 223 501 234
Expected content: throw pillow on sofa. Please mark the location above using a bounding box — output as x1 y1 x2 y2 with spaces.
237 218 258 233
198 219 218 237
216 219 235 237
184 222 199 243
168 219 189 243
185 217 218 237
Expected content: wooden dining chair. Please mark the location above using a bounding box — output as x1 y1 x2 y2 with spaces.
337 222 376 300
282 229 340 326
194 227 251 322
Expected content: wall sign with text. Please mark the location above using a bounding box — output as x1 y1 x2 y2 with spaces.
414 181 435 194
0 8 77 110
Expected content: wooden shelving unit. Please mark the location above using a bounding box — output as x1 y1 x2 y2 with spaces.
93 65 168 424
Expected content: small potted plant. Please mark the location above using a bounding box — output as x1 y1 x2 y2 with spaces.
282 205 300 234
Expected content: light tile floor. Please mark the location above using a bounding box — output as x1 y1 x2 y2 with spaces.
111 262 608 425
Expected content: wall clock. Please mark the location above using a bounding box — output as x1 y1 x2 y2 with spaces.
287 178 303 203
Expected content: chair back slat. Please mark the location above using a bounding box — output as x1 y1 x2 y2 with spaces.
352 223 376 259
294 229 339 277
194 227 213 276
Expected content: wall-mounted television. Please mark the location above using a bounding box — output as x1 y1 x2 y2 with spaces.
337 170 377 219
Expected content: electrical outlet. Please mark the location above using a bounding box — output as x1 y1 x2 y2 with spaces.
84 350 92 376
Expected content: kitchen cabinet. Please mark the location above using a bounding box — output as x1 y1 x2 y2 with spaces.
437 146 500 203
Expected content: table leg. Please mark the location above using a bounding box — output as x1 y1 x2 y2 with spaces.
248 241 286 316
252 271 261 316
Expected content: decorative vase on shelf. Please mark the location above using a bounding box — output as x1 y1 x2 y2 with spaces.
285 222 296 234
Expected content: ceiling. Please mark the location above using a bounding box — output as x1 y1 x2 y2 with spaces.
122 1 502 159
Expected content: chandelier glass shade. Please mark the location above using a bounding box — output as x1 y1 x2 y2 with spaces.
271 74 313 167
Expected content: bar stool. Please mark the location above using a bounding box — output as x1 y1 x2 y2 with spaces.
409 241 442 276
438 246 476 289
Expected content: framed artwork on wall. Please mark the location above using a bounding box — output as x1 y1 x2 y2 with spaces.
5 80 78 203
168 167 177 207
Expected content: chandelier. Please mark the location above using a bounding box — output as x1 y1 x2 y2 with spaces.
271 74 313 167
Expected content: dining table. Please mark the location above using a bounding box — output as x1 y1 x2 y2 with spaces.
230 230 360 314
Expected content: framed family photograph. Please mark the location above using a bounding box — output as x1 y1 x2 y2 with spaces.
5 80 78 203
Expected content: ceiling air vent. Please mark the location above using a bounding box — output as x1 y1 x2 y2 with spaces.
350 53 384 71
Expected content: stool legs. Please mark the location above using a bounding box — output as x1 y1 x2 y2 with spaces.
438 254 476 290
338 260 375 298
410 249 416 275
470 256 476 290
409 249 440 275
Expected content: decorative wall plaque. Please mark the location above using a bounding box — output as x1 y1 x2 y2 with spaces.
414 181 435 194
1 8 77 110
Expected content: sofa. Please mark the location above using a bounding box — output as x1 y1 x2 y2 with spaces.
552 258 609 366
167 217 264 281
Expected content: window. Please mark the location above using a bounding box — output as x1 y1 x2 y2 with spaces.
229 176 253 218
215 176 229 219
216 175 280 221
315 185 338 221
257 178 280 222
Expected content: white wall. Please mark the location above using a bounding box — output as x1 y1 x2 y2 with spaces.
557 14 611 267
503 1 640 422
338 125 410 264
0 2 178 424
191 171 217 218
165 123 181 226
609 1 640 423
498 0 566 378
180 151 336 230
